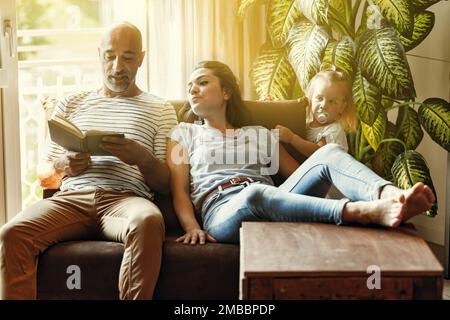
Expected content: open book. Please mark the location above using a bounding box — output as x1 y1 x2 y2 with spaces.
48 114 124 156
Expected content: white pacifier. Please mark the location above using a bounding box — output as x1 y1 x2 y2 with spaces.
314 110 329 124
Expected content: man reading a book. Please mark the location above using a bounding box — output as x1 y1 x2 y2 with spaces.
0 22 178 300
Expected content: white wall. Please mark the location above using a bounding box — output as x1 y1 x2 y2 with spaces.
407 1 450 245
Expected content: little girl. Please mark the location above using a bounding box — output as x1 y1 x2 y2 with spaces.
276 68 357 156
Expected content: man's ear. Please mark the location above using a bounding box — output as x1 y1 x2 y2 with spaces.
138 51 146 67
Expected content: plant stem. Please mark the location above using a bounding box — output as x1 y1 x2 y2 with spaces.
357 130 369 160
351 0 363 29
384 101 425 112
361 144 374 158
378 138 408 151
383 96 402 104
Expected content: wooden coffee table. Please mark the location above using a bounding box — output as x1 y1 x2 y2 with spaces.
240 222 443 299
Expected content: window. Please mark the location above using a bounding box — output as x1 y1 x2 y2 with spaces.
17 0 147 209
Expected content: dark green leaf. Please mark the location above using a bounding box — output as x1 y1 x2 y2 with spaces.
358 27 416 99
418 97 450 152
392 150 438 217
381 96 394 111
353 68 381 125
412 0 441 10
372 121 404 180
400 11 435 51
361 109 387 151
395 106 424 150
322 36 355 77
372 0 413 36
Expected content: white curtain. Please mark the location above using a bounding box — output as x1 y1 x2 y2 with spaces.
147 0 266 100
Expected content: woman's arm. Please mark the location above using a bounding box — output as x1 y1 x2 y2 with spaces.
167 139 216 245
278 144 300 179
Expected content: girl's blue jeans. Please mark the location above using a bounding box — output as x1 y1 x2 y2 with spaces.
202 143 392 244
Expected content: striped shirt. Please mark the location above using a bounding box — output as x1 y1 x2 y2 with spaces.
44 91 178 200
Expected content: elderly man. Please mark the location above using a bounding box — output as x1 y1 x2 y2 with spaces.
0 22 177 300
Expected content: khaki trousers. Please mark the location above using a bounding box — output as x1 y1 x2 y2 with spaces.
0 187 165 300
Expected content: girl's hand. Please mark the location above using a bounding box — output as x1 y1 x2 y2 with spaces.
275 125 294 143
176 228 218 245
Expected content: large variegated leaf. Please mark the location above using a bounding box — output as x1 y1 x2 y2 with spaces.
372 0 413 36
372 121 404 180
361 109 386 151
268 0 302 47
392 150 438 217
358 27 416 100
353 68 381 125
238 0 263 19
418 97 450 152
381 96 394 111
322 36 355 77
395 106 424 150
291 81 304 99
251 43 297 100
287 20 329 91
412 0 441 10
400 11 435 52
330 0 346 18
295 0 329 25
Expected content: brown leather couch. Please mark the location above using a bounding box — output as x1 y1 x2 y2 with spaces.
36 99 307 299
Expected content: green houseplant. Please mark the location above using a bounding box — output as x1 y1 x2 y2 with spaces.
239 0 450 217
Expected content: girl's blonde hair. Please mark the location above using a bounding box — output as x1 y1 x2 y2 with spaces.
306 67 357 133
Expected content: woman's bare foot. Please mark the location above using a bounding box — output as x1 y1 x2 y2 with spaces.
380 182 435 220
343 195 406 228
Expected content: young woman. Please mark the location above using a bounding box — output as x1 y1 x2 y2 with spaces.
167 60 435 245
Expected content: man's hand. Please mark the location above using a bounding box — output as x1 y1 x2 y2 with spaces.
101 136 171 193
54 152 91 177
100 136 153 167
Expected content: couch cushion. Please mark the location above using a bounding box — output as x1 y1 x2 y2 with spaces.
154 235 240 300
37 237 239 300
170 98 308 165
37 240 123 300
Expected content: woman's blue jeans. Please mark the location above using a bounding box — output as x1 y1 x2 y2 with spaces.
202 143 392 244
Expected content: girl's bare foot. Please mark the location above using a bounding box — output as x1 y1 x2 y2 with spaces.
343 195 406 228
380 182 435 220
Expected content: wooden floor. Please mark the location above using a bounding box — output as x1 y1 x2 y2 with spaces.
426 241 449 299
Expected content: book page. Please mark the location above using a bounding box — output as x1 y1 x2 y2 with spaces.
47 121 85 152
50 114 84 138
